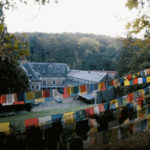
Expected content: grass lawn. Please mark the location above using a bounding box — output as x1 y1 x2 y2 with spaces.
0 104 94 133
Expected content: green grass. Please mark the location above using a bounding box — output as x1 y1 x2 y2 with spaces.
0 104 94 133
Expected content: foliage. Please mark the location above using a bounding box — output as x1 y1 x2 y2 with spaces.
118 36 150 76
19 32 121 70
0 0 53 10
125 0 150 38
118 0 150 76
0 6 29 93
118 0 150 96
0 60 29 94
78 37 100 54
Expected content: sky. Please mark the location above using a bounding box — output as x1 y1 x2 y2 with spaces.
4 0 136 37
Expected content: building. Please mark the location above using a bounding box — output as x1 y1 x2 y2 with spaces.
21 62 70 90
21 62 115 91
67 70 116 104
91 70 118 79
67 69 111 86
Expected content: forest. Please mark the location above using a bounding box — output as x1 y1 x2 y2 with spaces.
16 32 122 71
16 32 150 77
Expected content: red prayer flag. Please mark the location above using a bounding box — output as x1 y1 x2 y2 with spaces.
43 90 50 98
85 107 94 118
133 78 138 85
101 82 106 91
137 95 144 105
109 80 114 86
127 93 134 103
14 101 25 105
63 87 70 98
147 68 150 75
127 74 132 80
25 118 39 128
80 85 87 93
0 95 6 104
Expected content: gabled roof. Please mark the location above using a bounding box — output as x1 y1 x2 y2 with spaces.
67 70 108 82
21 62 70 80
91 70 118 79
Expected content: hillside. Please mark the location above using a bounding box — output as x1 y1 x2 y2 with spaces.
16 32 122 71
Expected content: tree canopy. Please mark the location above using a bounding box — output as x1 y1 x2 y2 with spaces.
0 5 29 93
20 32 121 70
125 0 150 39
118 0 150 76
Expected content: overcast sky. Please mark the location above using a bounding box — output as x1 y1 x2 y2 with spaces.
4 0 136 37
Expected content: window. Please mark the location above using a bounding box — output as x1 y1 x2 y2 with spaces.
37 85 39 89
43 81 46 86
62 81 65 85
43 71 46 76
53 80 56 85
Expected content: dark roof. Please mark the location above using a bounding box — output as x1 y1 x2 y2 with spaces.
21 62 39 80
21 62 70 80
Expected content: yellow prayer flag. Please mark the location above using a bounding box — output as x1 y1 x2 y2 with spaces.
98 82 102 90
110 99 119 108
67 87 71 94
137 105 142 111
63 112 75 126
137 72 140 76
114 79 120 87
26 91 34 100
132 74 136 79
124 79 130 86
138 89 144 98
35 98 45 103
146 76 150 83
0 122 10 133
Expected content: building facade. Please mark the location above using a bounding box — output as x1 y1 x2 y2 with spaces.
21 62 116 91
21 62 70 90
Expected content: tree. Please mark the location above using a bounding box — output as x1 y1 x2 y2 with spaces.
78 37 100 55
0 5 29 93
0 0 53 10
118 0 150 76
125 0 150 39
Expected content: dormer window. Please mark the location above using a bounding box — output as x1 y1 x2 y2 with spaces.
53 72 56 76
29 74 32 79
43 71 46 76
48 64 52 68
